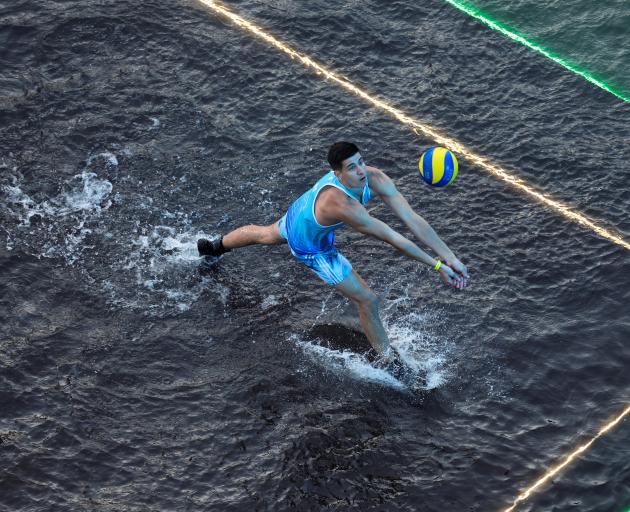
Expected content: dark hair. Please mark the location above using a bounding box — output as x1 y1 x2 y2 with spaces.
327 141 359 171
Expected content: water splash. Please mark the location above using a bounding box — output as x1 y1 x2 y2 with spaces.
294 337 407 391
294 307 453 392
2 161 114 263
1 150 225 315
116 226 223 312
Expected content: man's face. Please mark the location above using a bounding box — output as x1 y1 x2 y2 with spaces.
339 152 367 189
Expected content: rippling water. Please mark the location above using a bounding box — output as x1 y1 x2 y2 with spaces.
1 0 629 511
462 0 630 97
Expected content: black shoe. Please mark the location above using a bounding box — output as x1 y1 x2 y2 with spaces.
197 237 230 257
376 355 427 388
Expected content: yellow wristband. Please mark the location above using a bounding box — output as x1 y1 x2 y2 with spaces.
434 258 442 271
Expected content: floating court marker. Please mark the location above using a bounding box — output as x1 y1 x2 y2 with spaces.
503 403 630 511
443 0 630 103
197 0 630 252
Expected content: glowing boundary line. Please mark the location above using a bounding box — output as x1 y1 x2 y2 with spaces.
195 1 630 509
444 0 630 103
196 0 630 252
504 403 630 511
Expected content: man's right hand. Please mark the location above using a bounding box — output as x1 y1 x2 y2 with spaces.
438 263 467 289
447 257 469 280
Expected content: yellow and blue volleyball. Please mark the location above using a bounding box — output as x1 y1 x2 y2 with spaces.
418 147 458 187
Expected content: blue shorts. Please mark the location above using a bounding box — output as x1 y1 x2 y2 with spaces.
277 215 352 286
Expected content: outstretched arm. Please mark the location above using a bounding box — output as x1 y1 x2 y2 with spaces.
368 167 469 280
335 196 465 288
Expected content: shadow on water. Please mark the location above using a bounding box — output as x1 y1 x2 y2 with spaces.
305 322 375 357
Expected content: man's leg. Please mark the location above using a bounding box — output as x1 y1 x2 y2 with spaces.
222 221 285 249
198 221 285 256
335 269 392 358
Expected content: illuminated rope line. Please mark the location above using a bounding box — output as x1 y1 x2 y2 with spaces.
443 0 630 103
503 403 630 511
197 0 630 252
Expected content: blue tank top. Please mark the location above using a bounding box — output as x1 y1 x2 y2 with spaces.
284 170 372 255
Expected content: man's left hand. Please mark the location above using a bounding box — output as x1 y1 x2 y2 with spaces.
446 257 469 288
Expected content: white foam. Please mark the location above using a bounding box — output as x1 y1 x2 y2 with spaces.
117 227 228 312
2 168 114 264
3 170 112 223
86 151 118 169
294 307 453 392
160 235 201 263
384 311 451 389
1 151 227 316
261 294 279 310
294 337 406 391
50 171 113 216
2 184 37 221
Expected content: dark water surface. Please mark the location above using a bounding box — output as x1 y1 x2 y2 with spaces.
462 0 630 98
1 0 629 511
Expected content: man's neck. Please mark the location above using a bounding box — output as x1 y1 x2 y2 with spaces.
335 172 363 199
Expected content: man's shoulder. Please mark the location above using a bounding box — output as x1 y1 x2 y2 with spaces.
318 184 355 206
366 165 387 179
314 184 363 226
366 166 395 195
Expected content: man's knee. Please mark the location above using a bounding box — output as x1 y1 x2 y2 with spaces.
357 290 380 311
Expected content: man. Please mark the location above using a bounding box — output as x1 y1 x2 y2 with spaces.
198 141 468 363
